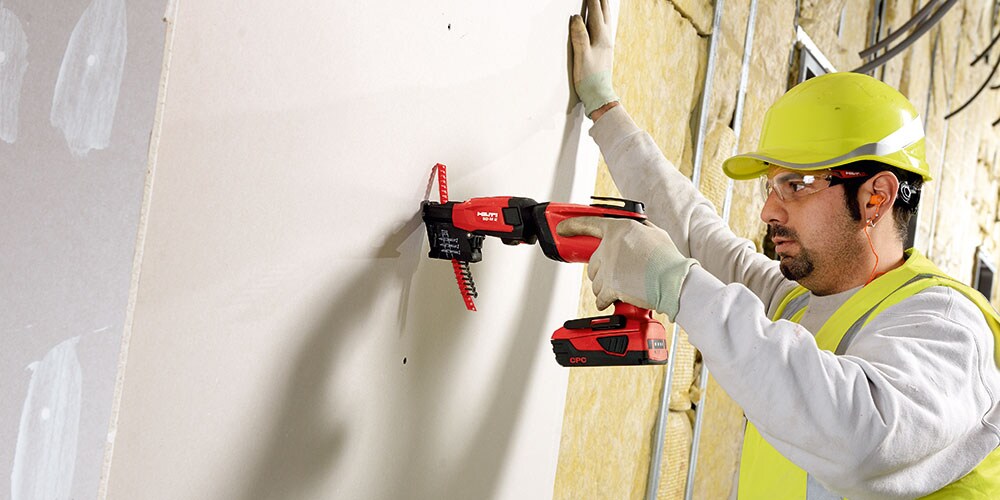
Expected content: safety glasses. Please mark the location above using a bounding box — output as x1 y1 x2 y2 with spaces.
760 169 871 202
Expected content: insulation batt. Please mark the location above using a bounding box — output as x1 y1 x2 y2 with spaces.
590 105 1000 500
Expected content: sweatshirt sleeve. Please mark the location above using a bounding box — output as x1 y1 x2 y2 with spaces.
589 105 796 315
676 267 1000 499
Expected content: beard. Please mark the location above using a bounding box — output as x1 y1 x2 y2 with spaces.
771 216 867 292
772 225 815 281
779 248 815 281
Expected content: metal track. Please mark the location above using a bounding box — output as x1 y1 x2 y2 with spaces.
684 1 758 498
644 1 724 498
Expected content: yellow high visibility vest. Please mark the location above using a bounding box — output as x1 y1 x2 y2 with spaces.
738 249 1000 499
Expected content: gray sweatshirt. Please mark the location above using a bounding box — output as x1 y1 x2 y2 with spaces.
590 105 1000 499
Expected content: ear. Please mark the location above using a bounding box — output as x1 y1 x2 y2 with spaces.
863 172 898 226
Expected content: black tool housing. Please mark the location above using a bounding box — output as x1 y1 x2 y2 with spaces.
422 201 484 262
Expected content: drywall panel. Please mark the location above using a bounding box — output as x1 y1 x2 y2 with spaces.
0 1 165 498
106 1 601 499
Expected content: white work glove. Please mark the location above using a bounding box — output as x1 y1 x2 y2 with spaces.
570 0 619 117
557 217 697 321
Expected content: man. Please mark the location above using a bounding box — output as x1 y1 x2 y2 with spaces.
559 1 1000 498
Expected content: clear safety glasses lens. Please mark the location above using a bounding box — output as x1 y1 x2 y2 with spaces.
760 169 871 202
760 172 829 202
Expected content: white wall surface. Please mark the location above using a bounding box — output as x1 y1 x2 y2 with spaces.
0 1 165 498
106 1 607 499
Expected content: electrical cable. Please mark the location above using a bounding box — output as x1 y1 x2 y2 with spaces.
852 0 958 75
859 0 941 59
945 49 1000 120
972 27 1000 66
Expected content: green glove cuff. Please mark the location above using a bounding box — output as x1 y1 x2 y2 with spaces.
645 247 697 321
576 70 619 117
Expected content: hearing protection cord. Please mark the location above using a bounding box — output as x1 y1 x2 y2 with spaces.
864 194 885 286
864 221 880 286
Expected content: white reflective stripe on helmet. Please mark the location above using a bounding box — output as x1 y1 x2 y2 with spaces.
744 115 924 170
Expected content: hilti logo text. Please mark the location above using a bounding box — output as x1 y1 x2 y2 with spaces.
569 357 587 364
477 211 499 222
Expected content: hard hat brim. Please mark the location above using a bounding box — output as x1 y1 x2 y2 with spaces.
722 151 852 180
723 149 933 181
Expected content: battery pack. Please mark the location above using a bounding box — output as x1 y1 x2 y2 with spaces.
550 302 668 367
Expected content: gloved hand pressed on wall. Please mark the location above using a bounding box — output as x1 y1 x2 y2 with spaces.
570 0 619 117
557 217 697 321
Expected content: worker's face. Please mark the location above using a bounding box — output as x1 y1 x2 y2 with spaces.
759 168 867 294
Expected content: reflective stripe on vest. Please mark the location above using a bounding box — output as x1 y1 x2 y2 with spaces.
738 249 1000 499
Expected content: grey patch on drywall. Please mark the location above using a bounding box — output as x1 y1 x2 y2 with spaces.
0 5 29 143
51 0 127 157
11 336 83 500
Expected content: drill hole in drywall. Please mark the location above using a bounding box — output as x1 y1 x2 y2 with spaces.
402 357 407 365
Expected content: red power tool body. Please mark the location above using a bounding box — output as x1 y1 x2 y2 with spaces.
422 195 669 367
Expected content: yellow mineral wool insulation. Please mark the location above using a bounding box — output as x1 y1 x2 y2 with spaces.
553 364 667 500
671 0 714 36
726 178 767 246
835 0 873 69
934 16 962 84
877 0 916 91
931 7 995 278
725 0 796 242
738 3 795 156
697 124 737 211
655 410 694 500
668 330 696 411
613 0 706 178
706 0 752 129
894 22 931 116
796 0 870 71
972 160 998 234
593 160 623 200
914 32 950 254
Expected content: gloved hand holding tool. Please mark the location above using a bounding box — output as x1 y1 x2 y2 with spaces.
570 0 619 117
557 217 697 322
421 164 671 367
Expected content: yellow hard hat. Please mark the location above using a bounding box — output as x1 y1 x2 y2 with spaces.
723 72 932 181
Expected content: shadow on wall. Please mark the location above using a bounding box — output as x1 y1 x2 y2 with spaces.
234 108 588 500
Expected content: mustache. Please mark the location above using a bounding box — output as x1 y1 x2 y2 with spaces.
770 224 798 240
